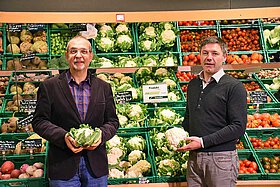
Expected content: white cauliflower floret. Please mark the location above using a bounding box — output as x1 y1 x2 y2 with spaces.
120 76 132 84
165 127 188 150
129 105 143 118
143 40 152 50
128 150 145 164
118 114 128 127
162 56 175 66
124 60 137 67
161 29 176 44
144 26 156 37
168 92 179 101
99 25 113 35
109 168 125 179
116 24 129 33
127 87 138 100
100 37 114 48
117 35 132 44
107 153 120 167
155 68 168 77
108 147 125 159
163 78 177 88
113 72 125 79
107 135 122 148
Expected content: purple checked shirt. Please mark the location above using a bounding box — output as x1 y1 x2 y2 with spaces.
66 71 91 122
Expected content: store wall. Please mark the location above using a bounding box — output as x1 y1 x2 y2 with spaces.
0 0 279 12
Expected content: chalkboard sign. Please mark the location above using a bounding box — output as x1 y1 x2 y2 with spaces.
19 100 37 113
20 53 36 61
8 24 22 32
17 114 33 131
27 23 45 31
70 24 87 32
21 139 42 149
0 140 17 151
115 91 132 104
250 91 267 104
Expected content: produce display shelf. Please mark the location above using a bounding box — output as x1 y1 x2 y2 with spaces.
255 151 280 180
238 151 266 180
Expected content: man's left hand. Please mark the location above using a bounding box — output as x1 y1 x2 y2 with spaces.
83 133 102 151
176 136 202 151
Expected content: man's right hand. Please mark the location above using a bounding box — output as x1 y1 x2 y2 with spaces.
64 133 83 153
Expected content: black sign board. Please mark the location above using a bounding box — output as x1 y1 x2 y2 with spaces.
27 23 45 31
70 24 87 32
19 100 37 113
21 139 42 149
115 91 132 104
17 114 33 130
8 24 22 32
0 140 17 151
250 91 268 104
20 53 36 61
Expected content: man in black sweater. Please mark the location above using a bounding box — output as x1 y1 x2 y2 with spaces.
177 36 247 187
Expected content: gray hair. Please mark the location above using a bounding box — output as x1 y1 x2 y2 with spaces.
199 36 228 54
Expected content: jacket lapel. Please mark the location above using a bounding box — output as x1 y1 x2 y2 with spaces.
58 71 82 122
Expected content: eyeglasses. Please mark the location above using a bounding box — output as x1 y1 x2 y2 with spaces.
68 48 92 55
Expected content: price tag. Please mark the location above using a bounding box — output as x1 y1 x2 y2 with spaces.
17 114 33 131
21 139 42 149
27 24 45 31
70 24 87 32
142 83 168 103
250 91 267 104
8 24 22 32
20 53 36 61
0 140 17 151
19 100 37 113
139 177 149 184
244 66 261 74
116 14 125 22
190 66 203 74
115 91 132 104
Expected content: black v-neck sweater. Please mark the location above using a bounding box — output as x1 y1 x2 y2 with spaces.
182 74 247 152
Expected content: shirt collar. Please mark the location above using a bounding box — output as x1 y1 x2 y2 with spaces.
66 70 91 85
199 68 225 83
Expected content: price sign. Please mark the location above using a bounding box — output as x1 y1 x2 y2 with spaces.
0 140 16 151
19 100 37 113
250 91 267 104
17 114 33 130
116 14 125 22
20 53 36 61
115 91 132 104
8 24 22 32
139 177 149 184
142 83 168 103
21 139 42 149
70 24 87 32
27 23 45 31
244 66 261 74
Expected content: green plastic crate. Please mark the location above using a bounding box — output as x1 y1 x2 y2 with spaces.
136 22 180 54
255 151 280 179
237 151 266 180
246 128 280 153
0 155 48 187
107 131 156 184
237 133 254 153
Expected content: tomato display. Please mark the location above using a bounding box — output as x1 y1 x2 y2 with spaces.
182 53 201 66
247 113 280 128
176 71 197 82
226 53 264 64
221 28 261 51
239 159 258 174
250 136 280 149
180 29 217 52
178 21 215 26
261 156 280 173
236 141 245 149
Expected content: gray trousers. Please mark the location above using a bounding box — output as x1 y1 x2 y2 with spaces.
186 150 238 187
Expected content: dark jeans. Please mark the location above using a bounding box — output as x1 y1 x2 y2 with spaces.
49 156 108 187
187 150 238 187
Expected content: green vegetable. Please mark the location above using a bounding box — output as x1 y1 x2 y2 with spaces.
69 124 101 147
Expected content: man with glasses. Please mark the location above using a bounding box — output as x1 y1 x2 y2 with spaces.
32 35 119 187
